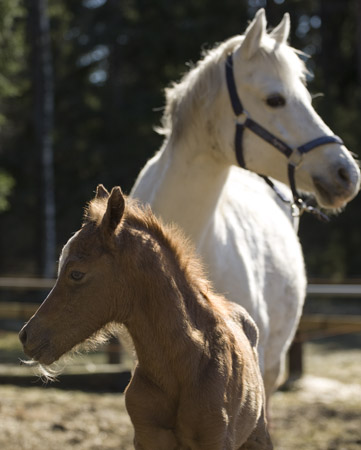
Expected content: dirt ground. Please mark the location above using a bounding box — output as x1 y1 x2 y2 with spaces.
0 336 360 450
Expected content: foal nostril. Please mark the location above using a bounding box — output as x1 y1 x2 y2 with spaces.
338 167 351 185
19 328 27 346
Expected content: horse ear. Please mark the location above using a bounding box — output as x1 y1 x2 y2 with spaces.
96 184 110 199
101 187 125 236
241 8 267 59
270 12 291 44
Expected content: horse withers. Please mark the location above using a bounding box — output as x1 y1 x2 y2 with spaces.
19 185 272 450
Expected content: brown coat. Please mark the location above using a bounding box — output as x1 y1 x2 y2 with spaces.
19 185 272 449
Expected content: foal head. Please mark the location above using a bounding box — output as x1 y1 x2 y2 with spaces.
161 8 360 210
19 186 132 367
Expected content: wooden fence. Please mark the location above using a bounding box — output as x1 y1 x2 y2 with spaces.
1 278 361 381
287 283 361 380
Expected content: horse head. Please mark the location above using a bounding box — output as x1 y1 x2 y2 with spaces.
19 186 128 368
219 8 360 210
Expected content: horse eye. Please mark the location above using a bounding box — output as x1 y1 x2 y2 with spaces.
70 271 85 281
266 94 286 108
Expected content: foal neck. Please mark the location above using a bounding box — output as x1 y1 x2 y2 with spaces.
122 222 223 390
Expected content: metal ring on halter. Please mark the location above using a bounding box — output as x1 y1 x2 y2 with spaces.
291 198 307 217
288 148 304 169
291 198 330 222
235 110 249 126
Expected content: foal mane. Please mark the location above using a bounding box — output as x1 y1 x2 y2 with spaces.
158 33 309 143
85 194 219 308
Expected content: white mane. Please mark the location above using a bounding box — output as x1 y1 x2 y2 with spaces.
158 36 241 141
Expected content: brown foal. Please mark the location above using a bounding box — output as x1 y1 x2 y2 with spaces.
19 185 272 450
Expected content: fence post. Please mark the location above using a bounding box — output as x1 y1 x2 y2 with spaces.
107 336 122 364
287 331 303 382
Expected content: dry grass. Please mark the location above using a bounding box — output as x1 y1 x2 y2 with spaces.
0 386 133 450
0 335 360 449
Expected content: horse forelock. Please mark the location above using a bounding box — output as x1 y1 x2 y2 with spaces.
84 197 107 226
260 39 309 84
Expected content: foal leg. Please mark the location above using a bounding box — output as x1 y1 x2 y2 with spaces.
126 368 180 450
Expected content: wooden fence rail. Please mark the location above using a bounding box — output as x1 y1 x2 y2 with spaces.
287 283 361 381
0 302 39 320
3 278 361 295
0 277 55 290
1 278 361 380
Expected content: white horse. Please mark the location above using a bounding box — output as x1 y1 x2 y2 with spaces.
130 9 360 399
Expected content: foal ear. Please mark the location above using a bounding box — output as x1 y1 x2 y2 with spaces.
241 8 267 59
270 12 291 44
101 187 125 236
96 184 110 199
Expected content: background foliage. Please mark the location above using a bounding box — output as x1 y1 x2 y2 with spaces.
0 0 361 280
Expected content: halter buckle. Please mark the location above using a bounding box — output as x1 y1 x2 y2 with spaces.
288 148 304 168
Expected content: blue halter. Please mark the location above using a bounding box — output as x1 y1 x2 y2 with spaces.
225 53 343 220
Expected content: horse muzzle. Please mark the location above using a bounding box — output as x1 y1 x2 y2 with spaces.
19 323 55 365
312 160 360 209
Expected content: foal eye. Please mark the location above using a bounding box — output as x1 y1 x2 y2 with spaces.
70 271 85 281
266 94 286 108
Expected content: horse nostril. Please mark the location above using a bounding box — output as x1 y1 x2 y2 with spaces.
19 328 27 345
338 167 350 185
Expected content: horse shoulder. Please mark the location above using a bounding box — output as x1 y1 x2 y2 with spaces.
199 171 298 295
222 169 304 273
198 171 306 346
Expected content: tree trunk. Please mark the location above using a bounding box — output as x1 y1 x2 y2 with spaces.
356 0 361 87
28 0 56 278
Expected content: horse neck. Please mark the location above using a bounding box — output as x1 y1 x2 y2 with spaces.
137 137 230 241
122 229 220 390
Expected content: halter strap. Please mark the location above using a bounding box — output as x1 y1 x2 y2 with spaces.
225 53 243 115
225 52 343 221
297 135 343 154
